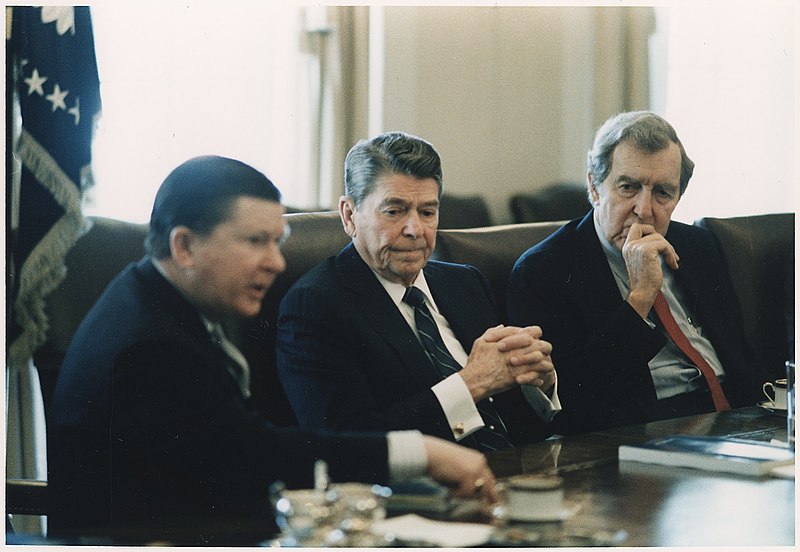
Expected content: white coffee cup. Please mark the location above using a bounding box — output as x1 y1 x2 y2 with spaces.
763 378 788 410
504 475 564 521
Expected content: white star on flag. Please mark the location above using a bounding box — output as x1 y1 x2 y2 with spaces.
24 68 47 96
41 6 76 36
46 83 69 112
67 97 80 126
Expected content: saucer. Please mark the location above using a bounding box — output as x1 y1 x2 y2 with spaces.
507 506 576 522
758 400 787 415
499 503 578 522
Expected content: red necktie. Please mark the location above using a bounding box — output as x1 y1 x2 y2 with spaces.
652 291 731 412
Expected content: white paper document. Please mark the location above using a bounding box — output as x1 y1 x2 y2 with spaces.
371 513 494 547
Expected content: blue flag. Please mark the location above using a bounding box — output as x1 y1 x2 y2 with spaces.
9 6 101 368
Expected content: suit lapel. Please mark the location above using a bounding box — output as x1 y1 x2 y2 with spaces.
425 264 489 353
665 223 702 311
138 258 230 370
665 224 721 349
139 259 209 337
572 213 627 327
335 244 442 387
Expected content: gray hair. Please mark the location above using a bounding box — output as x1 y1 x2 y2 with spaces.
343 131 443 207
587 111 695 196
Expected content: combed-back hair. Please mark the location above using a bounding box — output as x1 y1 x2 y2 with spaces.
147 155 281 259
344 131 443 207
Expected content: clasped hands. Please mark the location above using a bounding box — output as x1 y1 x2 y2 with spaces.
622 223 680 319
460 324 554 402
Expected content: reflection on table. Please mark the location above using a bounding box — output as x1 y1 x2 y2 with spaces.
487 406 794 547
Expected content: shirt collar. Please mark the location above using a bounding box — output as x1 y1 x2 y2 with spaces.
371 269 437 313
151 257 217 335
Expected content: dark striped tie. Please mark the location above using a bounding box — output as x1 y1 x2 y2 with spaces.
210 323 251 399
402 286 513 451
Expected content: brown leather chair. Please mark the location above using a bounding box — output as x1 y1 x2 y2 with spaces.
510 182 590 223
239 211 350 427
434 221 564 323
6 478 49 517
34 217 149 426
6 478 50 540
695 213 795 379
438 193 493 229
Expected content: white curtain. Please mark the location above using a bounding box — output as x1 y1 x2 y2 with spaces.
312 6 371 209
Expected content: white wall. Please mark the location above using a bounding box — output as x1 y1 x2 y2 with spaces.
380 4 796 225
382 6 597 224
660 2 796 224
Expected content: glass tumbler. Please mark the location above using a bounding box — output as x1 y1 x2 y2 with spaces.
786 360 795 449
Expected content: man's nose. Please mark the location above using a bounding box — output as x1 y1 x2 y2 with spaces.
634 192 653 220
403 211 423 236
262 246 287 275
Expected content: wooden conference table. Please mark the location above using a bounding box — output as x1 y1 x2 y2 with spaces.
46 406 793 547
485 406 795 547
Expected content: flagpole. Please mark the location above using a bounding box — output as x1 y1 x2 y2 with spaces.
6 6 19 335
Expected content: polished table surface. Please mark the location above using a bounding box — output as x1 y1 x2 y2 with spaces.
39 407 793 547
486 406 795 547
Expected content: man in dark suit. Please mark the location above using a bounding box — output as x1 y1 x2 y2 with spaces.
49 155 497 544
277 132 559 451
507 111 766 434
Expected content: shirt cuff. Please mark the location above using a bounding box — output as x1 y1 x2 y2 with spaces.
386 430 428 482
520 375 562 423
431 374 485 441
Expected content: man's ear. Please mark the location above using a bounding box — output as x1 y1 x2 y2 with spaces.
169 226 195 267
587 172 600 207
339 196 357 238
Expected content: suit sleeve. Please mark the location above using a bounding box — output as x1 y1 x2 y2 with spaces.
110 339 390 513
444 264 556 444
507 245 666 434
276 284 456 440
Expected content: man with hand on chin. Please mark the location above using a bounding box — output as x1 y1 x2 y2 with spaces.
508 111 766 434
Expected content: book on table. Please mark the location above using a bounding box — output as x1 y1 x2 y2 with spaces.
387 478 453 515
618 435 795 476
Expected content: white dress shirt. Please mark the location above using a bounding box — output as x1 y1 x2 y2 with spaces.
593 215 727 399
373 270 560 442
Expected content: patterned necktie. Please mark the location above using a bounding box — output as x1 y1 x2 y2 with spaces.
652 291 730 411
402 286 513 451
210 323 251 399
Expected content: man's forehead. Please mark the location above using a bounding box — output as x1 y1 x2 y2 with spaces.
372 175 439 200
227 196 284 224
379 194 439 206
610 142 681 179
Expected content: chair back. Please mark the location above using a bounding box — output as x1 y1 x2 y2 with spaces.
695 213 795 378
435 221 565 322
33 217 148 421
510 182 590 223
438 193 493 229
239 211 349 426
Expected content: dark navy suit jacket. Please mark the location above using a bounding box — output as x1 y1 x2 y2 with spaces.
507 212 766 434
276 243 553 448
49 258 389 542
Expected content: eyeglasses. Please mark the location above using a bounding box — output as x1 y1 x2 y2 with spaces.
277 223 291 248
